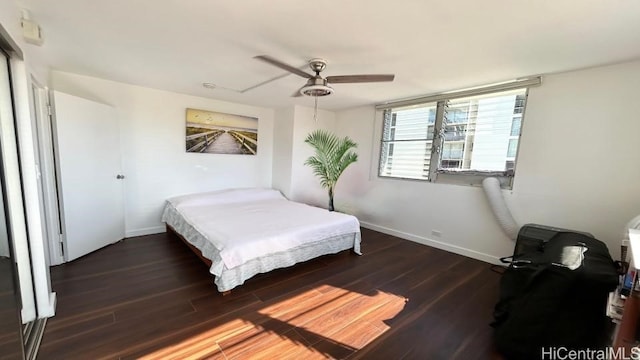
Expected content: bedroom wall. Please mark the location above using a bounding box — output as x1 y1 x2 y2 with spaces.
289 106 337 207
51 71 275 236
271 105 336 207
272 107 294 198
334 59 640 262
0 3 22 47
0 3 48 80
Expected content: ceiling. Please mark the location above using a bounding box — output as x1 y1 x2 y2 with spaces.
19 0 640 110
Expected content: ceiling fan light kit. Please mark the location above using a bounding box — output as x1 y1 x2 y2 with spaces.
300 85 334 97
300 82 334 97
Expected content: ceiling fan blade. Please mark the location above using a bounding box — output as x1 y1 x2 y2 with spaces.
326 74 395 84
254 55 313 79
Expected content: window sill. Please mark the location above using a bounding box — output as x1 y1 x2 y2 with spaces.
435 171 514 189
377 171 514 189
436 169 514 177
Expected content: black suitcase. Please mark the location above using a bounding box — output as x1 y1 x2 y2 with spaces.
492 229 619 360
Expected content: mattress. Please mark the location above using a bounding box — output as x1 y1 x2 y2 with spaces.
161 188 362 291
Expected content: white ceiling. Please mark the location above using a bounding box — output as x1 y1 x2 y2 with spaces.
20 0 640 110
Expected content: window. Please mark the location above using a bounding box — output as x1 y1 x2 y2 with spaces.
379 103 436 180
441 160 462 169
510 116 522 136
507 139 518 158
378 80 536 183
442 142 464 160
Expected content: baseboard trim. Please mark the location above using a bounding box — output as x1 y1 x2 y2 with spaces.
125 226 166 238
359 221 501 265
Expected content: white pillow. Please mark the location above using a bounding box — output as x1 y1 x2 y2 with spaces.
168 188 285 209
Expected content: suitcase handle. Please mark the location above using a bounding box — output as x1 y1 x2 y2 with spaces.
499 256 513 264
499 256 533 269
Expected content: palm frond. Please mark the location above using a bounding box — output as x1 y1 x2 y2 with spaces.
304 129 358 191
336 151 358 179
332 137 358 180
304 156 331 188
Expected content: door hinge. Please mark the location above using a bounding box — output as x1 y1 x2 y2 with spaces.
58 233 65 257
47 104 53 116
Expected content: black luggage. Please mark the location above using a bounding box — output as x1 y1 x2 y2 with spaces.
492 228 619 360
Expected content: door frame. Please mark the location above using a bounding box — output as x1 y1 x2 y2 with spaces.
47 89 69 263
30 77 63 266
12 60 56 318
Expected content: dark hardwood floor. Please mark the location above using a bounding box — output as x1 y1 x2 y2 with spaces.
39 228 502 359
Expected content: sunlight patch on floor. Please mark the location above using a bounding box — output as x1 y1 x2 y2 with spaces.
137 285 406 359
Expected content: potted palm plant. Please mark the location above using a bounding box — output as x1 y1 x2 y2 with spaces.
304 129 358 211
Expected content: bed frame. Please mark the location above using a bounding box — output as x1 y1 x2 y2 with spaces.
166 224 231 296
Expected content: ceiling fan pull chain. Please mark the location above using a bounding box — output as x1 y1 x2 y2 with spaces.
314 95 319 122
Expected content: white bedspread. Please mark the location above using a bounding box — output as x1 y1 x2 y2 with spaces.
167 189 361 270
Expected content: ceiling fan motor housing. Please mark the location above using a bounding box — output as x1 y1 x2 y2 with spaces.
300 77 334 96
308 58 328 73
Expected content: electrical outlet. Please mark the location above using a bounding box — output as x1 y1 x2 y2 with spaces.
431 230 442 238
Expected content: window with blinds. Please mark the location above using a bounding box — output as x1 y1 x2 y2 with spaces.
379 87 530 182
379 103 436 180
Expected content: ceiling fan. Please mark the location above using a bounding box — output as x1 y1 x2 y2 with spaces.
254 55 395 97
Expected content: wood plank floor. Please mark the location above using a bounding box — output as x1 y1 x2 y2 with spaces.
39 228 502 359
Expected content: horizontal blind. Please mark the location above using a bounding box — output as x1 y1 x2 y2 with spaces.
440 88 527 172
379 103 436 180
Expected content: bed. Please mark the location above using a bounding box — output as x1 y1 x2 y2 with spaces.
161 188 362 292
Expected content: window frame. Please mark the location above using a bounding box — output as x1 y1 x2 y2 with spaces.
376 79 539 188
377 102 438 181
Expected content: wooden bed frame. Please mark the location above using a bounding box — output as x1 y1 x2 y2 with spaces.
166 224 231 296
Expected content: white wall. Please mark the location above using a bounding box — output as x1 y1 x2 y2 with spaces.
51 71 275 236
0 4 21 43
272 107 294 198
271 105 337 207
0 3 48 81
335 60 640 262
289 106 336 207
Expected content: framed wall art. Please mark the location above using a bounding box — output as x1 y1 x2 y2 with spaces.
185 108 258 155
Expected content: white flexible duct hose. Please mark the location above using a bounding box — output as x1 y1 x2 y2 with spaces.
482 177 519 241
626 215 640 232
624 214 640 242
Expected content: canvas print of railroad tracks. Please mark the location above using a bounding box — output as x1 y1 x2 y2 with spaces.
185 108 258 155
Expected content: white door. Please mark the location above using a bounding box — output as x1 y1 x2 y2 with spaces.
53 91 125 261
